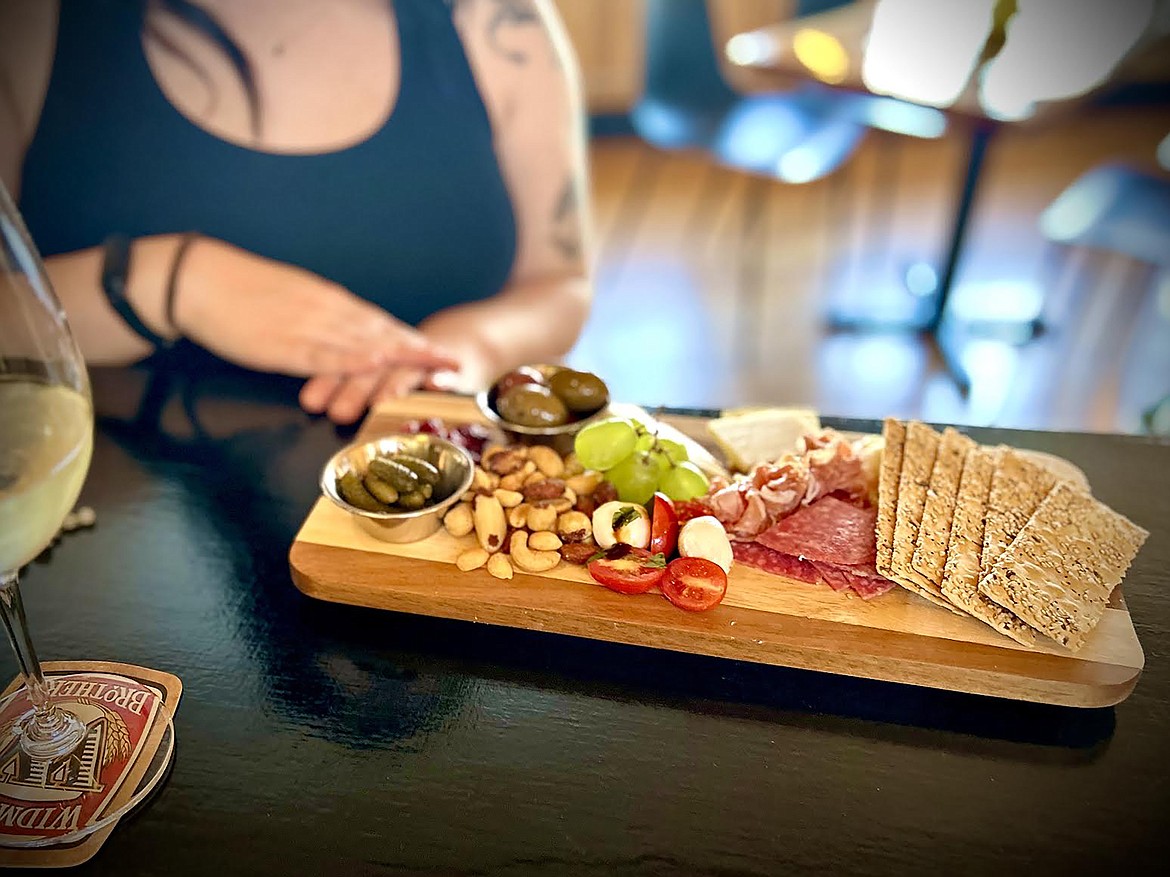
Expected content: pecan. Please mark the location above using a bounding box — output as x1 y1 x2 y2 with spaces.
593 481 618 505
485 448 527 476
522 478 566 502
559 542 598 565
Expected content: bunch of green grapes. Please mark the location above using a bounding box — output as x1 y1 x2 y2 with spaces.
573 417 710 505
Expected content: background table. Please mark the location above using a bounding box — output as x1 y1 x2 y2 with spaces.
4 361 1168 875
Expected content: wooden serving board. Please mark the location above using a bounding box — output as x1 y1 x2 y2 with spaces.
289 394 1144 708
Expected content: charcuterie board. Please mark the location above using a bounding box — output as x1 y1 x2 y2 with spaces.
289 394 1144 707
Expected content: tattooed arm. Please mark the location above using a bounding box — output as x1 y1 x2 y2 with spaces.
424 0 593 386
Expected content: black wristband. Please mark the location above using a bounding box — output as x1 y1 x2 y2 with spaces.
101 234 171 349
164 232 198 337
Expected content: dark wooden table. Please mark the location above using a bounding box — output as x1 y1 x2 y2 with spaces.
5 362 1169 875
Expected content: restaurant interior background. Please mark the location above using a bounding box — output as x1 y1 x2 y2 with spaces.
553 0 1170 435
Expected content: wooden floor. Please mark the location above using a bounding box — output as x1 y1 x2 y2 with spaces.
566 104 1170 434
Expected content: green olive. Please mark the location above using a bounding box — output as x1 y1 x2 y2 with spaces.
495 383 569 427
547 369 608 414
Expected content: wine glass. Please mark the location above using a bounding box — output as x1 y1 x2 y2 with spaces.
0 183 177 850
0 182 93 760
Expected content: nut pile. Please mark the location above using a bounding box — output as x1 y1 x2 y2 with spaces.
441 443 616 580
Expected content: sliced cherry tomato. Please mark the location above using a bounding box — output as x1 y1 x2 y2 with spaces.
588 545 667 595
661 556 727 612
649 492 679 558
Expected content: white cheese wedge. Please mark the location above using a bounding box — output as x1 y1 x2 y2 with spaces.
707 407 821 472
677 515 733 573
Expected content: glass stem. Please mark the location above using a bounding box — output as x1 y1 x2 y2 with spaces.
0 570 54 712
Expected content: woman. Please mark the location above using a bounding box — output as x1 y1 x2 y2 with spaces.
1 0 592 424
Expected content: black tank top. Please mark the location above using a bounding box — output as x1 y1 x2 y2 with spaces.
19 0 517 327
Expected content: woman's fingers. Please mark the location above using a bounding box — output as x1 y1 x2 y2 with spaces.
327 370 390 425
299 375 343 414
377 368 428 401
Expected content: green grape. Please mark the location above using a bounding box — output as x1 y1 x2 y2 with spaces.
634 432 655 452
659 461 709 501
605 450 661 505
655 438 689 465
647 447 671 475
574 418 638 471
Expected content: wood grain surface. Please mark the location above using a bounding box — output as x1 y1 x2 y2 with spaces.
289 394 1143 707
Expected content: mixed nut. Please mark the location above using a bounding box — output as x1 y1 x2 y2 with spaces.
441 442 616 580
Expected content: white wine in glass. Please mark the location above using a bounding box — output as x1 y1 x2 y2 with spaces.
0 180 93 759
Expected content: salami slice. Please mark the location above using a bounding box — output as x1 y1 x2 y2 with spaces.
848 575 898 600
732 541 823 586
754 496 877 566
734 540 896 599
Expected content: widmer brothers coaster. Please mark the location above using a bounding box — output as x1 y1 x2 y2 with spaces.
0 662 180 869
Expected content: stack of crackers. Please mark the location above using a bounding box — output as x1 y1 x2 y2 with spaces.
875 419 1148 651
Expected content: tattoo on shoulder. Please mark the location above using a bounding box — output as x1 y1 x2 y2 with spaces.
485 0 540 64
551 177 581 262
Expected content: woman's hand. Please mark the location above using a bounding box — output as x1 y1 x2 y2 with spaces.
298 366 428 425
174 237 459 379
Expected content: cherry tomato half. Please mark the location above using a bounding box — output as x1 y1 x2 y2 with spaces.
588 545 667 595
661 557 727 612
649 492 679 558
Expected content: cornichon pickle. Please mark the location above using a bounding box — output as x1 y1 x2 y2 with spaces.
396 489 428 510
363 473 399 505
338 471 388 513
367 456 421 493
389 453 442 486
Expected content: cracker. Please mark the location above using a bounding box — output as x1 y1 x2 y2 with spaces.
911 427 977 588
875 418 905 578
889 421 967 614
977 481 1148 651
981 449 1057 571
939 447 1041 647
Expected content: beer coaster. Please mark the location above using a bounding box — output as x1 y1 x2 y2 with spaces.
0 662 181 868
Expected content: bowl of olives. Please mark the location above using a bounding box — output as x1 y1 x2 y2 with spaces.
321 433 475 543
476 364 610 446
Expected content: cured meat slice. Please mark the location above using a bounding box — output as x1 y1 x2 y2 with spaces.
804 435 867 503
733 542 896 599
848 575 899 600
732 541 822 585
754 497 877 566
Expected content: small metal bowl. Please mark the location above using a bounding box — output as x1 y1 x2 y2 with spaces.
320 434 474 543
475 364 610 453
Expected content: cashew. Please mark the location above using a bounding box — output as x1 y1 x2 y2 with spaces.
563 453 585 477
528 531 563 552
486 552 514 580
526 504 558 532
493 488 524 509
456 547 490 571
522 470 548 487
507 502 530 529
473 495 507 553
556 510 592 542
528 445 566 478
443 503 474 538
565 471 603 496
509 531 561 573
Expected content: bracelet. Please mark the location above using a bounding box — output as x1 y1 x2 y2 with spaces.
164 232 199 337
100 234 171 349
